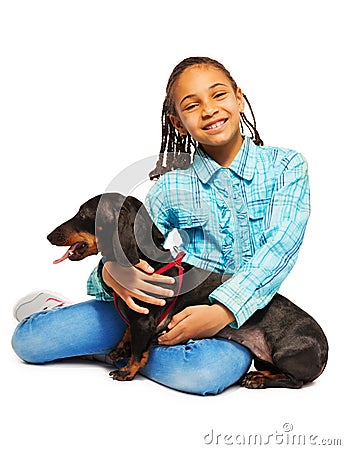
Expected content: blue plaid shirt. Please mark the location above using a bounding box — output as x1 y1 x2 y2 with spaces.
87 136 310 329
145 136 310 328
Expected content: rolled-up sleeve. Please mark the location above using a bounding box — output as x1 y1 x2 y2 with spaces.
209 153 310 328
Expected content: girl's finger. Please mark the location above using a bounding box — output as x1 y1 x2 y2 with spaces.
122 296 149 314
158 327 184 345
130 289 168 307
141 272 176 284
135 260 154 273
168 309 189 329
137 279 175 298
135 260 175 284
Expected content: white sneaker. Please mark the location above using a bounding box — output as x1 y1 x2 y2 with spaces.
13 290 72 322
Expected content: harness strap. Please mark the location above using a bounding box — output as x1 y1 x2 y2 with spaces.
113 251 186 326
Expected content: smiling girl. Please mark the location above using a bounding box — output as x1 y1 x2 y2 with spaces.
12 57 310 395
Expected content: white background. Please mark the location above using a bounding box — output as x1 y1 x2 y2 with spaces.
1 1 344 449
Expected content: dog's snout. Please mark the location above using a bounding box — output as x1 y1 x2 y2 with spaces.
47 228 67 245
47 230 55 243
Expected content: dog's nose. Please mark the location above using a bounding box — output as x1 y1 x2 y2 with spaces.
47 231 54 243
47 229 64 244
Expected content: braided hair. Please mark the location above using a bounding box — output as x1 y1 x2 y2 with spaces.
149 57 263 180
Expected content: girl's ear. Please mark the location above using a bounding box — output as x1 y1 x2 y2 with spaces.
168 114 188 136
236 88 245 113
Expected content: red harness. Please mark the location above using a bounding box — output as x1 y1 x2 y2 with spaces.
113 251 186 326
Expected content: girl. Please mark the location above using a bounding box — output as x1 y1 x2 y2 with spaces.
12 56 310 395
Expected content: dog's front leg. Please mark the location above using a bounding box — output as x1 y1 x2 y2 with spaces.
109 322 154 381
108 327 132 361
109 351 150 381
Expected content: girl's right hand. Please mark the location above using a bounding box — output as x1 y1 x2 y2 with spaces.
102 260 176 314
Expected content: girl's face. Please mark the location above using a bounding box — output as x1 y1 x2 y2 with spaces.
170 65 245 158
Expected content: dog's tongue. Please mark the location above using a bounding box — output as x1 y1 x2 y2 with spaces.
53 243 80 264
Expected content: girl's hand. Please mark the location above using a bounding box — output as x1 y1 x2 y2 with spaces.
157 303 235 346
102 260 175 314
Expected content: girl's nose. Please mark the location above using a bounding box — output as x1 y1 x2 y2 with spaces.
202 102 218 118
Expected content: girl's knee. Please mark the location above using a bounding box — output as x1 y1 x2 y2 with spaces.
174 341 252 395
11 301 126 364
11 318 44 363
141 338 252 396
11 308 73 363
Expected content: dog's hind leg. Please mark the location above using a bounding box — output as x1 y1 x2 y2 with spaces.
108 327 132 362
241 370 303 389
240 346 322 389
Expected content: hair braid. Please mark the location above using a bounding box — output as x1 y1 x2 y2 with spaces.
149 57 263 180
241 94 263 146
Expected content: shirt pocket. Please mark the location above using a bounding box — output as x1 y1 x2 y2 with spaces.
175 208 209 228
173 208 209 248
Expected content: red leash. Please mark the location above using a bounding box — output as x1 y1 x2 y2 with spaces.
113 251 186 326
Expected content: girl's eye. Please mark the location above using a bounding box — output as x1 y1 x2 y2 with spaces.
184 103 198 111
214 91 227 99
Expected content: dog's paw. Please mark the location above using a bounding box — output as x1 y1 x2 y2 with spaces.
240 371 266 389
109 368 135 381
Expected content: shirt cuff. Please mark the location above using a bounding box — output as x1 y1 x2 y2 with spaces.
209 271 262 328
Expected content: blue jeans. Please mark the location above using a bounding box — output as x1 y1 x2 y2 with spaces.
11 300 252 395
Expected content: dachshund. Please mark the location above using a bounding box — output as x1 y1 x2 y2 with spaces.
47 193 328 388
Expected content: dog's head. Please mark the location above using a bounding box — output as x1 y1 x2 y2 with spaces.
47 193 168 266
47 194 102 263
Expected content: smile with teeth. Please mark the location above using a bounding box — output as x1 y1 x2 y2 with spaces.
204 119 227 131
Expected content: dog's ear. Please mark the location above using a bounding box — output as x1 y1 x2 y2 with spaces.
114 196 167 266
95 193 139 266
110 198 141 267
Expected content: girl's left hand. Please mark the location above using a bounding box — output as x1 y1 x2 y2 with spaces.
157 303 235 346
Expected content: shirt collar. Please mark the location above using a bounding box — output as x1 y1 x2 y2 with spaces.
192 136 258 184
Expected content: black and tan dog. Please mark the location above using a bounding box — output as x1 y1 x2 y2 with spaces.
47 193 328 388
